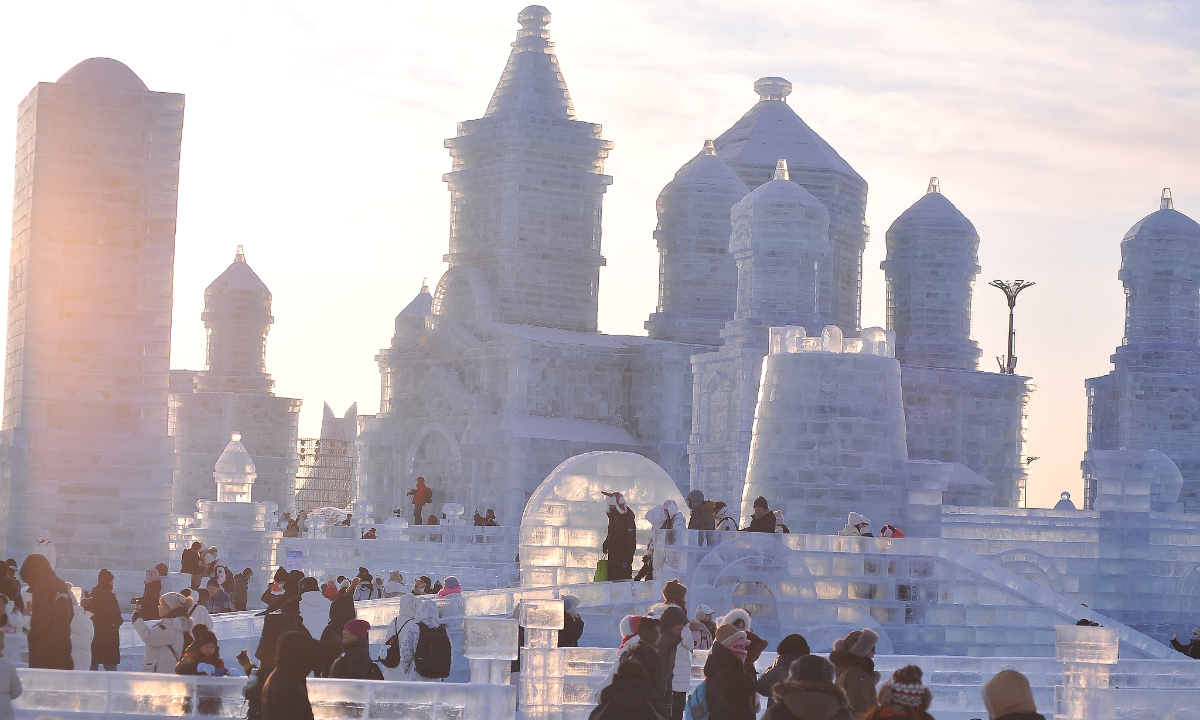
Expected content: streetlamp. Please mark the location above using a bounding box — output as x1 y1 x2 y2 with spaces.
989 279 1035 374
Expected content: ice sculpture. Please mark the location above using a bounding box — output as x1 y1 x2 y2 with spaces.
519 451 686 587
169 247 302 516
713 77 868 335
883 180 1031 507
645 140 750 347
1085 190 1200 510
214 433 255 503
0 58 181 569
1081 449 1184 512
690 159 833 505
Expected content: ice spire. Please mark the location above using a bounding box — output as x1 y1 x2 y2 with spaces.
235 244 246 262
927 177 940 194
1162 188 1174 210
484 6 576 119
702 139 716 156
774 158 789 181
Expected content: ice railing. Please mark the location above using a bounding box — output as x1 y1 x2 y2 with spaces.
13 670 516 720
768 325 895 358
646 529 1173 659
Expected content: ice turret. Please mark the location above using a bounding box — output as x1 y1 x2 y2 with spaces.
214 432 256 503
198 246 274 392
728 159 832 335
714 77 868 334
442 5 612 332
646 140 750 346
882 178 982 370
395 280 433 336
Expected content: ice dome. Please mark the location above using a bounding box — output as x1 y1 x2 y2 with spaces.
1119 190 1200 345
395 281 433 335
519 451 686 587
57 57 148 92
206 246 269 296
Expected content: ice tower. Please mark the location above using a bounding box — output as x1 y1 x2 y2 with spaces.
883 180 1031 506
1085 190 1200 510
169 248 301 516
0 59 182 568
440 5 612 333
645 140 750 346
357 7 695 524
690 160 833 503
713 77 868 334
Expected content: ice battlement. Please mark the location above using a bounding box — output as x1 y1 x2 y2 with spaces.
768 324 895 357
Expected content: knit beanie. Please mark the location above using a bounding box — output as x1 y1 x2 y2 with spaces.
344 618 370 641
982 669 1036 718
443 576 461 590
299 576 319 593
663 579 687 602
619 615 642 638
97 569 114 587
789 654 835 684
160 592 187 611
754 496 769 510
879 665 932 711
715 624 747 647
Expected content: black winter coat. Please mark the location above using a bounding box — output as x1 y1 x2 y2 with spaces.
180 549 201 575
330 638 373 679
87 585 123 667
560 613 585 647
139 580 162 621
589 671 670 720
746 511 777 534
1172 637 1200 659
317 594 357 677
262 631 316 720
20 554 74 670
704 642 757 720
620 640 663 699
756 652 809 704
603 507 637 581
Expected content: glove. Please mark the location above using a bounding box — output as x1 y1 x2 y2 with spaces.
197 663 216 675
131 610 141 622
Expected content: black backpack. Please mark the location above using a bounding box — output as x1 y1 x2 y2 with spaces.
380 619 410 669
413 623 452 678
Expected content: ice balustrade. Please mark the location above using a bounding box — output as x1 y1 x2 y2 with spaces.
12 670 515 719
647 529 1173 658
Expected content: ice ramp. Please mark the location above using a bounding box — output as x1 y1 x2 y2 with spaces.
639 530 1174 658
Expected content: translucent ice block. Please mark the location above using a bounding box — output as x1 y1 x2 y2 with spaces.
521 599 565 630
1057 625 1119 664
463 617 519 660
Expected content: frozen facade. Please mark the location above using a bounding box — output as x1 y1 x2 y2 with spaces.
169 247 301 516
1085 190 1200 510
0 59 182 569
356 6 695 523
883 180 1032 507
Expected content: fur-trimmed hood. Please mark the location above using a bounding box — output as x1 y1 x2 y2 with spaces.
773 679 850 720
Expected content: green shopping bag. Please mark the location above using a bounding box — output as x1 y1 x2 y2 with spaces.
593 558 609 582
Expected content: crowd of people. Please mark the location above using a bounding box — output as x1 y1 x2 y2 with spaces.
589 578 1045 720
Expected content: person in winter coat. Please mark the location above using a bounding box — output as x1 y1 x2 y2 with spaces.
603 617 662 697
133 592 194 673
407 476 432 525
830 629 880 720
19 553 74 670
384 572 408 597
181 542 203 585
685 490 705 526
317 593 357 677
720 609 768 672
329 619 375 679
589 658 670 720
202 578 233 614
863 665 934 720
1172 627 1200 659
261 631 316 720
378 593 421 680
0 563 22 614
67 587 94 673
657 606 691 720
182 590 213 634
981 669 1045 720
175 625 228 676
401 600 446 681
745 497 777 533
880 525 905 539
136 568 163 621
86 569 123 671
602 492 637 581
838 513 871 538
297 577 331 639
322 576 339 601
559 594 585 647
762 654 853 720
353 577 379 602
714 501 739 532
231 569 251 612
0 633 23 720
757 634 812 706
705 625 758 720
693 605 716 650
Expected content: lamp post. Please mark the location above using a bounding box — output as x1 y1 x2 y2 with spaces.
989 279 1035 374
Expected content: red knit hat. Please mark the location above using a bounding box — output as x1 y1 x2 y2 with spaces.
880 664 932 711
344 619 370 641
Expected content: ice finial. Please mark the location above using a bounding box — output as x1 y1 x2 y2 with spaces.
702 139 716 156
927 177 940 194
773 159 790 181
518 5 551 28
231 431 241 442
421 277 429 293
754 77 792 102
235 245 245 262
1162 188 1174 210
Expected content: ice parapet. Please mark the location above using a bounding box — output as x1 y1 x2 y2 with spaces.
1082 448 1184 512
519 452 685 587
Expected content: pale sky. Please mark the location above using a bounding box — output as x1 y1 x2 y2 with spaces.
2 1 1198 509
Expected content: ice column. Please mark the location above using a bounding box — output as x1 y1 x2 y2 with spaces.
463 616 518 685
1054 624 1118 720
520 599 565 720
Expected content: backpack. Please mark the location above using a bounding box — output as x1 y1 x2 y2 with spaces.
413 623 452 678
684 680 709 720
368 660 385 680
379 619 410 669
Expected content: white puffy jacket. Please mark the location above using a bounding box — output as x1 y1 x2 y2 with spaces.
69 594 93 672
298 590 332 639
133 615 192 673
